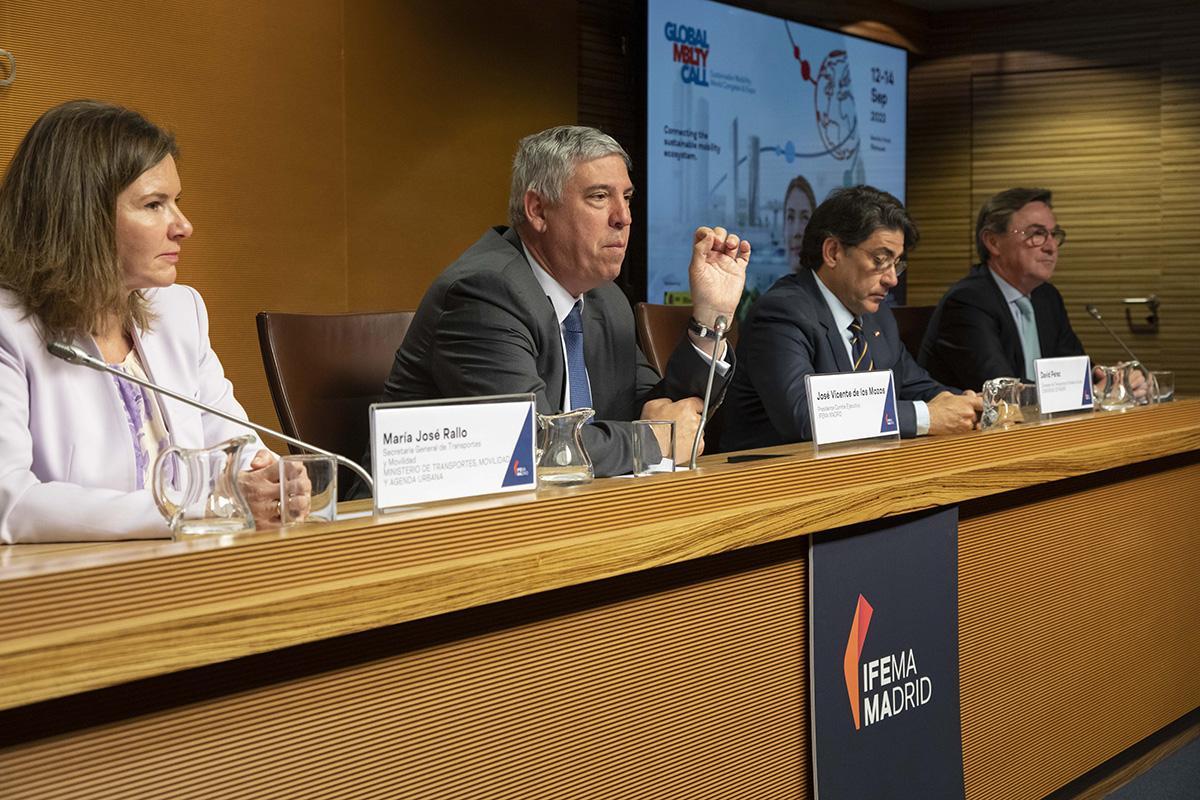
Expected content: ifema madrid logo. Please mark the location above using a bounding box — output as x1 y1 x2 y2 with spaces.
843 594 934 730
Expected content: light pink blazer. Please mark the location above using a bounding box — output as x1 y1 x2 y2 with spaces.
0 284 263 543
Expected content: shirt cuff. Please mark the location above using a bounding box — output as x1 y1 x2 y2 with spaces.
914 400 930 436
690 341 731 376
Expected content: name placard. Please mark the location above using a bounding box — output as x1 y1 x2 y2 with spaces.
805 370 900 447
370 394 536 512
1034 356 1093 415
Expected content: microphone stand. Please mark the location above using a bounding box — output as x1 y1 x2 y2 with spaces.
689 316 728 470
1084 304 1142 365
47 341 374 493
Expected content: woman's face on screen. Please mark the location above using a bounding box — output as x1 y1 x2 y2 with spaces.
784 186 813 272
115 155 193 292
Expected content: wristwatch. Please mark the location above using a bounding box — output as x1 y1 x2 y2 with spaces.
688 317 727 340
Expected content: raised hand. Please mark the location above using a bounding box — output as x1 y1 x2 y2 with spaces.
688 226 751 328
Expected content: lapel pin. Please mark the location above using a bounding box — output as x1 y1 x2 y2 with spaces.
873 330 881 337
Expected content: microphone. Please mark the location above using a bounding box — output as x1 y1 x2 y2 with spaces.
1084 304 1142 364
47 341 374 493
689 315 728 470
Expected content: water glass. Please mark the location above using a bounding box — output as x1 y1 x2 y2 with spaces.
1151 371 1175 403
632 419 675 475
279 454 337 525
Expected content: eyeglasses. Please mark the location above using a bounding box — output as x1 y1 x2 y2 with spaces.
1012 225 1067 248
845 243 907 276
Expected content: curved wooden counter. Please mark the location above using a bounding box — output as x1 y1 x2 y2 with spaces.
2 399 1198 800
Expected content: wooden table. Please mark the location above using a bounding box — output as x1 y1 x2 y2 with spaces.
2 400 1198 799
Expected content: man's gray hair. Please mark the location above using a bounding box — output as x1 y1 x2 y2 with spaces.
975 187 1053 263
508 125 632 227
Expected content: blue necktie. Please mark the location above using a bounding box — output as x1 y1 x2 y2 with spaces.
1014 296 1041 380
850 317 873 372
563 301 592 410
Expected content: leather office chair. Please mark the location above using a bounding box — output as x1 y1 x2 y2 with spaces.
634 303 737 453
891 304 936 360
634 303 738 375
256 310 415 498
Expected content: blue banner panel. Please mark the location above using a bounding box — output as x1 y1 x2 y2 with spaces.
809 507 964 800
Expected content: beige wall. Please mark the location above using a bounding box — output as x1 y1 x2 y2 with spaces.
0 0 577 433
344 0 577 311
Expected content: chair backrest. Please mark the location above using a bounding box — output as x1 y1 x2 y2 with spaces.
891 304 936 360
256 310 415 481
634 302 739 375
634 302 739 453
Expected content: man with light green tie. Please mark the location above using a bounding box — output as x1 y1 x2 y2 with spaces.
919 187 1090 391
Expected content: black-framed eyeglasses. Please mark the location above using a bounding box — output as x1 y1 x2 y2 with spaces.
845 243 907 276
1012 225 1066 248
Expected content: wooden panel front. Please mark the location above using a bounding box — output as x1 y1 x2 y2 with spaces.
959 460 1200 800
2 402 1198 798
0 543 809 800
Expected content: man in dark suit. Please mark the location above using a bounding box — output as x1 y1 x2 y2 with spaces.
918 187 1084 390
722 186 980 450
380 125 751 477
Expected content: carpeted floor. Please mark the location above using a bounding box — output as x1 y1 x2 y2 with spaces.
1106 735 1200 799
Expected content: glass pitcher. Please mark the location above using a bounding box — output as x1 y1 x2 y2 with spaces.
536 408 595 486
1094 362 1143 411
151 434 257 538
981 376 1031 430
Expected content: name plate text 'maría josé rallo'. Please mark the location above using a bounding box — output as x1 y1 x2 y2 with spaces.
370 394 536 512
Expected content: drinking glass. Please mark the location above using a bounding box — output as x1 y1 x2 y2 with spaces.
632 419 676 475
1151 371 1175 403
280 454 337 525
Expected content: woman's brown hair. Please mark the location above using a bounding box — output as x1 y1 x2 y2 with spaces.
0 100 178 342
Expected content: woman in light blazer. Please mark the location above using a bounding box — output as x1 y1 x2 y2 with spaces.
0 100 295 542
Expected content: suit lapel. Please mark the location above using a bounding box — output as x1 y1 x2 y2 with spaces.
799 269 854 373
860 313 888 368
503 227 568 412
980 268 1027 371
582 294 610 414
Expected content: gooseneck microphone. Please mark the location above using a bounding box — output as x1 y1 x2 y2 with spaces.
47 341 375 494
1084 304 1142 365
689 315 728 470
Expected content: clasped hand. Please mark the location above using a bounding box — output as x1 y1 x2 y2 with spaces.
237 449 313 528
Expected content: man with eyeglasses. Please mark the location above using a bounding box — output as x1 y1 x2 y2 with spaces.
722 186 981 450
919 187 1086 390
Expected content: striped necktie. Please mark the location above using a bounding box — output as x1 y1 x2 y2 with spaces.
1014 295 1041 380
563 301 592 410
850 317 873 372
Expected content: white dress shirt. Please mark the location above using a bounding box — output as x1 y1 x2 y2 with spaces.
813 274 930 435
521 241 728 411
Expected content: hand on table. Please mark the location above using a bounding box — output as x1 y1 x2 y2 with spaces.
641 396 706 461
927 390 982 436
237 449 312 528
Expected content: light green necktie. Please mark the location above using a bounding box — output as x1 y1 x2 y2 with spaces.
1014 295 1041 380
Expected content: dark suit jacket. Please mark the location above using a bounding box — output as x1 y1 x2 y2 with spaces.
380 226 729 477
722 268 948 450
918 264 1085 391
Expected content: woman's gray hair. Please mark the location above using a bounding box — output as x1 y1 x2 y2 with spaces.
508 126 632 227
